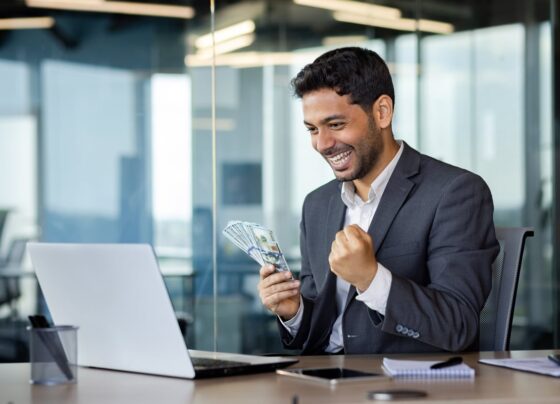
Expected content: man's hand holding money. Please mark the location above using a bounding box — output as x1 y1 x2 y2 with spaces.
258 264 300 321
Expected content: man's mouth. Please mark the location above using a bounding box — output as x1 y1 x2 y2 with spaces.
326 150 352 170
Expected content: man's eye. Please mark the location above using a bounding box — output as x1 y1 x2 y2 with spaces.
330 122 344 129
306 127 317 134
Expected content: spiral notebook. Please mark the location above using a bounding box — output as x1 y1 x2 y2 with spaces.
382 358 475 378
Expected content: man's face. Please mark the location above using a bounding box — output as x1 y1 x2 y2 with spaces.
302 88 384 182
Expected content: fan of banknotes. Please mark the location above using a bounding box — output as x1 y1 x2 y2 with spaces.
222 221 290 272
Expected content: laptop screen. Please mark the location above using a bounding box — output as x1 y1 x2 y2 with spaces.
28 243 195 378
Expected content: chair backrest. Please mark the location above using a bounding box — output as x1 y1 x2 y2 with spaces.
479 227 534 351
0 210 8 247
0 238 28 310
4 238 27 266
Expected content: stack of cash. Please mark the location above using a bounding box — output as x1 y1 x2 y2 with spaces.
222 221 290 272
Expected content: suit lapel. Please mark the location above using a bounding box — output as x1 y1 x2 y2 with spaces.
316 185 346 291
344 142 420 309
326 187 346 243
325 185 346 262
368 142 420 252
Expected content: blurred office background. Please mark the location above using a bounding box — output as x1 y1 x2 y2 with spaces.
0 0 557 360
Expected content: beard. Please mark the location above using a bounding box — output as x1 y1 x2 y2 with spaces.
322 117 384 182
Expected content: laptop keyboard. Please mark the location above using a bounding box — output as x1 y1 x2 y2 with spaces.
191 357 248 370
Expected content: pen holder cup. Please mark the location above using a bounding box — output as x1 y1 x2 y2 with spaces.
27 325 78 385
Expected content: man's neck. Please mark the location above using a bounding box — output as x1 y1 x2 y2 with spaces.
353 138 400 201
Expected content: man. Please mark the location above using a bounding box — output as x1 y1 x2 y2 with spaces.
258 47 499 354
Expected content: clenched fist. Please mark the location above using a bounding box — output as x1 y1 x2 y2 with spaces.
329 224 378 292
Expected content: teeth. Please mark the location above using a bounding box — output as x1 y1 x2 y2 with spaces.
329 150 351 164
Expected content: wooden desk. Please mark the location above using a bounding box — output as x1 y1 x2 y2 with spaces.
1 350 558 403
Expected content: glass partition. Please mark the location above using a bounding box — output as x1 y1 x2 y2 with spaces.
0 0 556 362
0 5 204 359
208 0 555 353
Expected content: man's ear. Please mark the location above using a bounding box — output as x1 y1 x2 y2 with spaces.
372 95 393 129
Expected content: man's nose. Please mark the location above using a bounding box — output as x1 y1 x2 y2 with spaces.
315 129 336 153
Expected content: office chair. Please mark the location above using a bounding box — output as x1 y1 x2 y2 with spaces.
479 227 534 351
0 237 29 361
0 238 28 315
0 210 7 243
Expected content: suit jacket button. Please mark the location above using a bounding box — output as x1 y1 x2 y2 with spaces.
413 332 420 338
407 330 414 337
396 324 403 332
401 327 408 334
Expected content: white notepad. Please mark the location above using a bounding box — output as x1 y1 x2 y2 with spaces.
383 358 475 378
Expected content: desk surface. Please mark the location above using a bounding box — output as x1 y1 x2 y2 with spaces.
1 350 559 403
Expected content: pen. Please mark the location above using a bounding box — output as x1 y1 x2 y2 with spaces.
430 356 463 369
547 354 560 366
28 315 74 380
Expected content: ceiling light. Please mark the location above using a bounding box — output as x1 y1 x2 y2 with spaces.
294 0 400 20
417 19 454 34
186 51 320 69
333 12 454 34
0 17 55 30
334 12 415 31
195 20 256 49
322 35 368 47
26 0 195 19
195 34 256 59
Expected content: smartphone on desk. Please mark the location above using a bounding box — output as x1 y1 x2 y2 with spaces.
276 367 388 385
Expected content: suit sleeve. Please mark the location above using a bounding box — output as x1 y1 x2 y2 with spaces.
379 172 499 352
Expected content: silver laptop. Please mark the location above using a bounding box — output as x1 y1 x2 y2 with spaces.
27 242 297 379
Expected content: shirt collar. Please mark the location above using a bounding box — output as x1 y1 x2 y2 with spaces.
341 140 404 207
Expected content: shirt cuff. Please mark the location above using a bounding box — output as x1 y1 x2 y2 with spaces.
278 295 304 336
355 263 392 315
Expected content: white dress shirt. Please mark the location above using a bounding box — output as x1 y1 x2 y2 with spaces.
281 140 404 353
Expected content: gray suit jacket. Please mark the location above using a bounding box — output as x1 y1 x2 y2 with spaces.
280 142 499 354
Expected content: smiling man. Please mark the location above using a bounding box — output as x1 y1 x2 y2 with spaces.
257 47 499 354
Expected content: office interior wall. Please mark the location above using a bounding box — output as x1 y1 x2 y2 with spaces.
0 11 201 361
41 60 145 242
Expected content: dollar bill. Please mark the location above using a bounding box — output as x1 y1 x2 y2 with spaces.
222 221 289 272
246 223 289 271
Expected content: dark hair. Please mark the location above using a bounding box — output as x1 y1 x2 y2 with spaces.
290 47 395 111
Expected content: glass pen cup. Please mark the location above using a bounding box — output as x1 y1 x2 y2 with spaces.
27 325 78 385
